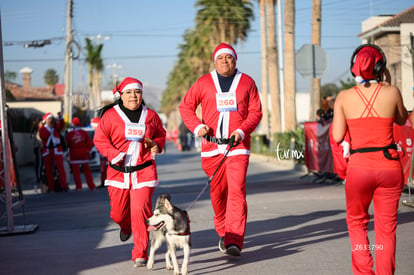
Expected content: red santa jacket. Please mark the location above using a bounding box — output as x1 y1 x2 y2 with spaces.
65 127 93 164
179 69 262 157
39 125 65 157
94 105 166 189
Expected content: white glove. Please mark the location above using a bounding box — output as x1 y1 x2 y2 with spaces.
341 141 350 158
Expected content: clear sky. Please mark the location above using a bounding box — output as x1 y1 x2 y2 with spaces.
1 0 412 96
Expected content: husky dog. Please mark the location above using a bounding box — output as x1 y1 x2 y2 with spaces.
146 193 191 275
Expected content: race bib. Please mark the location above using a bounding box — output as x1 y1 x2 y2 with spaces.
125 123 146 141
216 93 237 112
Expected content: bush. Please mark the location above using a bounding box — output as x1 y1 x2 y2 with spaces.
251 125 305 164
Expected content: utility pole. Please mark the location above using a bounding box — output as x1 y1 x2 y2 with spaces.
63 0 73 125
310 0 321 121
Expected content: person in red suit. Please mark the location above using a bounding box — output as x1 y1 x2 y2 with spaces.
91 116 107 188
179 43 263 257
65 117 95 191
93 77 166 268
38 112 69 192
332 44 408 275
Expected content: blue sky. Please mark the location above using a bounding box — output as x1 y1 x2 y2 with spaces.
1 0 412 95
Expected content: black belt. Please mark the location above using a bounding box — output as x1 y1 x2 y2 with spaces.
350 143 399 160
203 135 231 145
109 160 153 173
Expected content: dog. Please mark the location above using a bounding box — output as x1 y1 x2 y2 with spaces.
146 193 191 275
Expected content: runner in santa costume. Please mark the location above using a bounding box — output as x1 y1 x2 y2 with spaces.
179 43 262 256
93 77 166 267
38 112 69 192
332 44 408 275
65 117 95 191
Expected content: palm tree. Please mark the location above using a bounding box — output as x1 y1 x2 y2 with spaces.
161 0 255 121
44 69 59 87
284 0 296 131
85 38 104 111
195 0 253 46
265 0 281 139
259 0 269 138
311 0 321 120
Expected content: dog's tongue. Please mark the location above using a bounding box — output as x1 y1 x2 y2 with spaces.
147 225 156 232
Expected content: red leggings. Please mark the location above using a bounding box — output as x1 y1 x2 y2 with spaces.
345 165 404 275
108 185 154 261
202 154 249 250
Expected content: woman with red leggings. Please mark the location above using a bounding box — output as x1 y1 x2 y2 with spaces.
332 44 408 274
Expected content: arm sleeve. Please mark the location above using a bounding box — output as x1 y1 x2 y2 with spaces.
93 114 125 163
238 81 263 136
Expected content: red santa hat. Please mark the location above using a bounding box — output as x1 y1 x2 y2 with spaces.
72 117 81 127
351 45 385 81
42 112 53 123
212 43 237 62
112 77 143 98
91 117 100 129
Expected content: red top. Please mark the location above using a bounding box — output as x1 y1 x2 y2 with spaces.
346 84 399 168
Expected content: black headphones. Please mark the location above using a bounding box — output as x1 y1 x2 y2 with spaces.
350 44 386 78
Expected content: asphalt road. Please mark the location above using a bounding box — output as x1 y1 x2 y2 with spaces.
1 142 413 275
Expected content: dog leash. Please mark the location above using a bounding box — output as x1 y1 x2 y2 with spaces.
185 135 237 211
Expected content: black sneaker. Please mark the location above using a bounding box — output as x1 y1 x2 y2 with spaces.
218 237 225 252
225 244 241 256
120 230 131 242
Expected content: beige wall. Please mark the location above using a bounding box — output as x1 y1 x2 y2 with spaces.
7 101 62 117
401 23 414 110
6 101 62 166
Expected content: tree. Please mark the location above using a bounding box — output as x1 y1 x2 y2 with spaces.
44 69 59 87
284 0 296 131
4 71 17 82
161 0 255 118
85 38 104 111
259 0 269 137
339 78 356 90
265 0 281 137
320 83 339 99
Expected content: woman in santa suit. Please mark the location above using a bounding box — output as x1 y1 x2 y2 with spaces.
93 77 166 268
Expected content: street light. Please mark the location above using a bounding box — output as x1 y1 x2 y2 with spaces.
88 34 111 44
106 63 123 87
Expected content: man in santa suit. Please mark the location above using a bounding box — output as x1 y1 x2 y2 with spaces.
38 112 69 192
65 117 95 191
94 77 166 267
179 43 263 256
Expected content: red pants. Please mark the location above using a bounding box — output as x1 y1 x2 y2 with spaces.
100 156 107 185
43 151 68 191
346 165 404 275
108 185 154 261
202 154 249 250
71 163 95 190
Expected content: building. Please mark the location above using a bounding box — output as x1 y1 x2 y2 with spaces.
4 67 64 165
358 6 414 109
